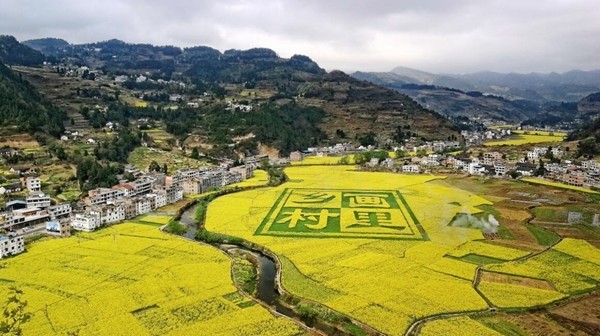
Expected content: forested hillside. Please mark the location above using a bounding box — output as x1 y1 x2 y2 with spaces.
0 60 66 136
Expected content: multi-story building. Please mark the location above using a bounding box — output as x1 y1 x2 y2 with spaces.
99 204 125 224
229 165 254 180
147 191 167 209
562 171 585 187
164 185 183 204
1 208 50 230
26 193 51 209
182 178 203 194
88 187 126 205
223 171 243 185
45 220 71 237
483 152 503 165
494 163 507 177
72 211 101 232
165 174 184 187
177 168 201 180
401 165 420 173
582 160 600 172
48 204 72 219
115 177 153 198
25 177 41 193
124 164 143 178
289 151 304 162
0 233 25 259
136 197 152 215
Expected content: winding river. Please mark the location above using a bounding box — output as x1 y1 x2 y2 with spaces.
178 203 342 335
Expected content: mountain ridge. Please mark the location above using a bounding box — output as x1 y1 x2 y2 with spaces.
7 35 459 154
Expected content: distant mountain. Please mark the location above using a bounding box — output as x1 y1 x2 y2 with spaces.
577 92 600 120
0 60 66 136
567 92 600 157
0 35 45 66
398 85 538 123
22 37 70 57
456 70 600 102
352 67 600 103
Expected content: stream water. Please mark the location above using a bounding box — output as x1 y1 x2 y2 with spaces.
178 204 342 335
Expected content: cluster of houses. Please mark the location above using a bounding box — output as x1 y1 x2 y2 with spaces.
226 100 253 112
0 162 255 257
0 177 72 259
355 143 600 190
72 164 253 232
461 129 512 147
290 140 462 160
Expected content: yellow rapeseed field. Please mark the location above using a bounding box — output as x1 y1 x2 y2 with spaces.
290 155 354 165
229 170 269 188
484 248 600 295
419 316 502 336
484 133 564 146
521 177 600 194
446 241 531 260
478 282 565 308
204 165 600 335
0 223 302 336
205 166 498 335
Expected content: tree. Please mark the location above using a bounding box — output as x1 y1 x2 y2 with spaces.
395 149 408 158
161 164 168 174
0 287 32 335
508 170 521 179
148 160 161 172
534 160 547 177
190 148 200 160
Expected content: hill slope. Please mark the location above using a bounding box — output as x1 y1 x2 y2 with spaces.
22 37 70 57
0 35 45 66
23 40 460 149
0 60 65 136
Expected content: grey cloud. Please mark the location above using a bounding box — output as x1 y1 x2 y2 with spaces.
0 0 598 73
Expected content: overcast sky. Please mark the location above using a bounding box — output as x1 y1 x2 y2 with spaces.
2 0 599 73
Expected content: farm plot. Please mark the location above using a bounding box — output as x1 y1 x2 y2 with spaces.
482 241 600 301
205 166 600 335
205 166 505 334
290 155 355 165
484 132 564 146
419 316 501 336
0 223 302 336
128 147 209 172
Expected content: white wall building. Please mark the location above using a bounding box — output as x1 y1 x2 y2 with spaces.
468 162 486 175
402 165 420 173
0 234 25 258
100 204 125 224
48 204 72 219
26 193 52 209
26 177 41 193
72 211 101 232
88 188 126 205
136 198 152 215
148 192 167 209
